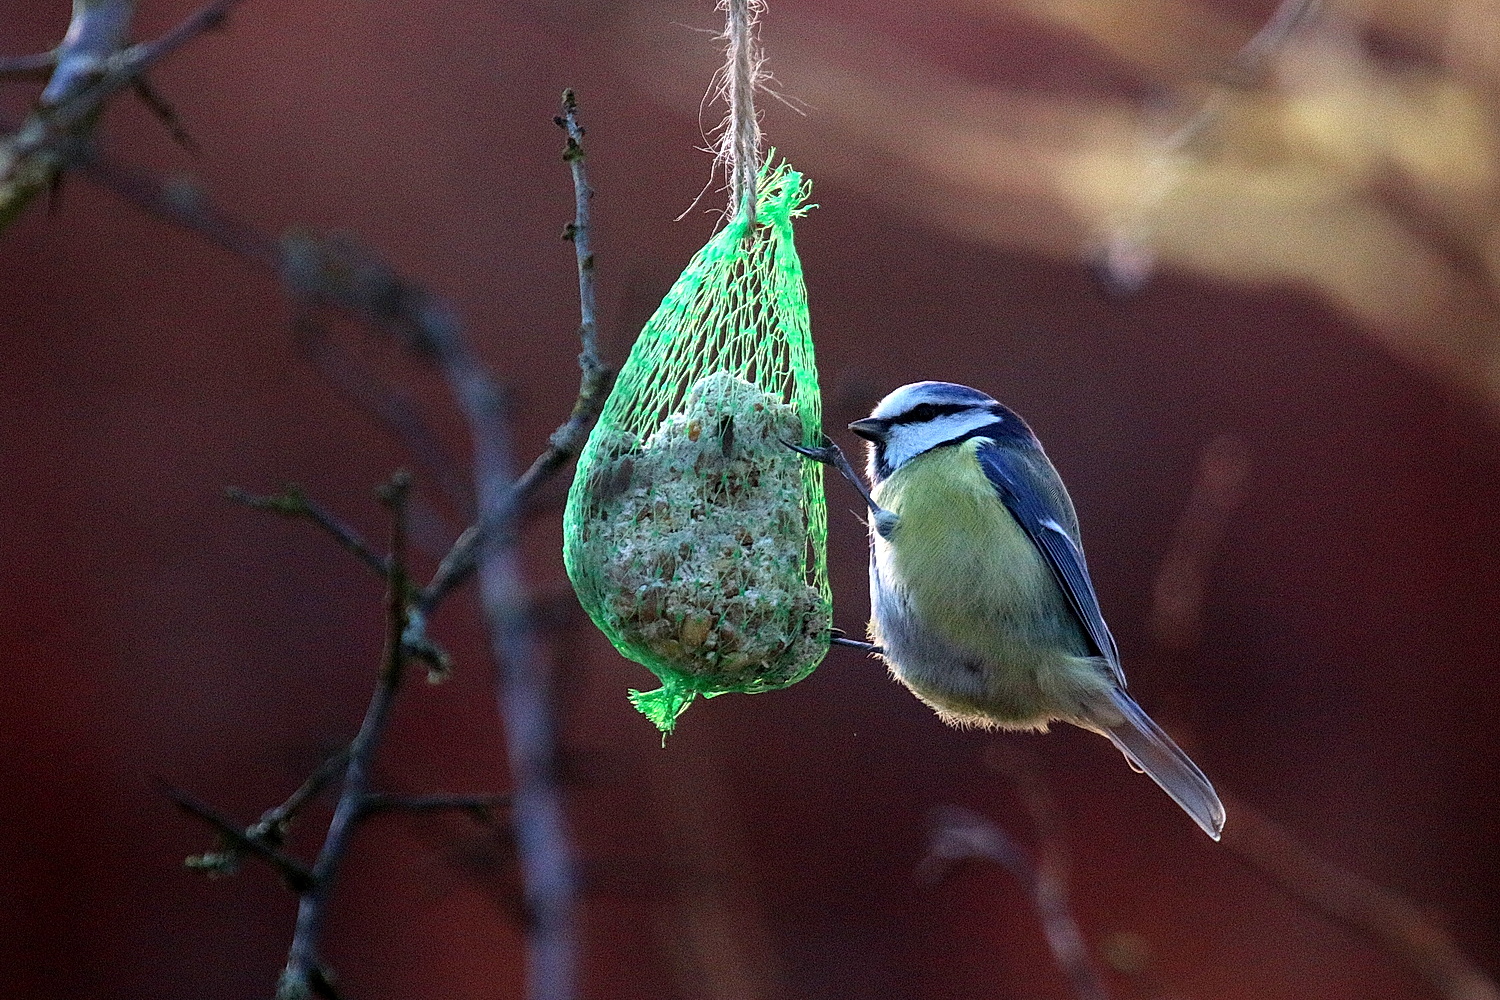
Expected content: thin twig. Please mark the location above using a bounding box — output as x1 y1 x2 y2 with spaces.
160 781 317 892
359 792 511 820
251 747 353 844
559 89 600 372
0 50 58 80
1221 794 1500 1000
0 0 238 231
73 150 280 264
225 480 453 681
130 76 201 154
227 486 390 579
280 471 413 1000
923 805 1110 1000
416 91 614 614
1229 0 1322 84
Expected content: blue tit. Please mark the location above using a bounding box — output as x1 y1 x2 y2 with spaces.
841 381 1224 839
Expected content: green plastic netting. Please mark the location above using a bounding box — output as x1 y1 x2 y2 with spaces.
562 159 830 733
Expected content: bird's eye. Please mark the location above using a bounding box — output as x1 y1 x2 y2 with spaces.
909 403 937 421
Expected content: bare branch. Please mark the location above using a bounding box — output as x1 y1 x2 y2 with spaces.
39 1 136 108
8 0 241 168
400 90 619 1000
559 89 601 374
279 471 414 1000
59 75 598 1000
160 781 317 892
120 0 241 78
1221 794 1500 1000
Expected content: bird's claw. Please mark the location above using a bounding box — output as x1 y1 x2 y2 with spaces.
782 435 843 465
783 434 895 527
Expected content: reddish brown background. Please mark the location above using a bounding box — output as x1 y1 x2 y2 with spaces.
1 2 1497 999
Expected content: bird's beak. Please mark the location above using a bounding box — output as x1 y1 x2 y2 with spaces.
848 417 886 442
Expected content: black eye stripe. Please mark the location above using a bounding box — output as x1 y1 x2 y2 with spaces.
890 402 973 424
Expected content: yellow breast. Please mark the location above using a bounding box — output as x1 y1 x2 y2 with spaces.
871 440 1082 664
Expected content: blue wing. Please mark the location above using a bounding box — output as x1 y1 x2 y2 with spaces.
975 440 1125 687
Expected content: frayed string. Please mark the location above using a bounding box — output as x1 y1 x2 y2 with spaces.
721 0 763 229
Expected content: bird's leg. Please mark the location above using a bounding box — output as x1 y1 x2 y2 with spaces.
830 635 883 654
785 435 899 537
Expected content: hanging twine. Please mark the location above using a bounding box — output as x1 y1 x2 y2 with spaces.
562 0 828 734
722 0 763 228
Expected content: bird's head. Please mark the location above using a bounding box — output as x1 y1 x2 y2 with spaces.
849 381 1034 482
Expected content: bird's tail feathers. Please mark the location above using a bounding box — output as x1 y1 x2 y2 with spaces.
1100 689 1225 840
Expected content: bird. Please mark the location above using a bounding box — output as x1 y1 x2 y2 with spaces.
796 380 1225 839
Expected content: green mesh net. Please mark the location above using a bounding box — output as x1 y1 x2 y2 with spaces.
562 159 830 733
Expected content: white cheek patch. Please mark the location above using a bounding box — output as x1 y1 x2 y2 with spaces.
882 411 999 469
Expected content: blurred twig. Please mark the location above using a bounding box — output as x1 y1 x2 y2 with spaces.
922 803 1110 1000
1151 436 1496 1000
1150 434 1250 651
1229 0 1322 85
74 151 279 262
0 0 242 229
0 50 59 81
359 792 510 821
1221 794 1500 1000
1094 0 1321 292
63 108 612 620
400 92 611 1000
292 312 473 513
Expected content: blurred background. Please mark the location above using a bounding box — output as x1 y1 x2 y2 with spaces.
2 1 1498 998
